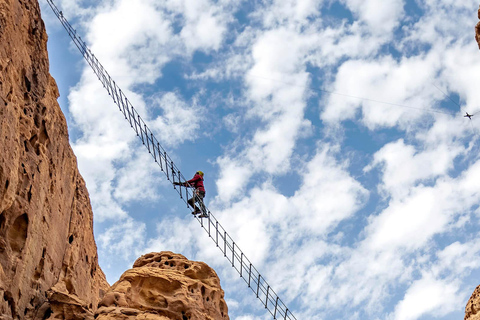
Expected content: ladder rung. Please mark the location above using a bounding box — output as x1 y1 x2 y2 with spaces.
45 2 298 318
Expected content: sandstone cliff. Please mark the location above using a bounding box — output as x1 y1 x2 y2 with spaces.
97 252 229 320
0 0 110 318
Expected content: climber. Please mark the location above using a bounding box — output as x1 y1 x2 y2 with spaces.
173 171 207 218
465 112 473 119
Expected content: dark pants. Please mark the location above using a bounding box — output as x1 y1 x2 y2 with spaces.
188 190 205 213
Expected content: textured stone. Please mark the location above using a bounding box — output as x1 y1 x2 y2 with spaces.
0 0 109 318
466 285 480 320
97 252 229 320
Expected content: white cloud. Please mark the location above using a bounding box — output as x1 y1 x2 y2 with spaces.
260 0 324 27
321 53 445 129
291 145 369 234
393 275 461 320
366 138 462 198
342 0 405 35
114 150 163 203
43 0 480 318
165 0 232 53
366 159 480 253
208 145 369 309
98 217 147 261
144 217 199 259
215 27 313 200
87 0 175 85
150 92 204 147
215 156 253 203
435 240 480 275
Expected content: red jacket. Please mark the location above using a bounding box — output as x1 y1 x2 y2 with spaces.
186 173 205 193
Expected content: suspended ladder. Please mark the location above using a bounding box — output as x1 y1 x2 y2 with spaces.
45 1 298 319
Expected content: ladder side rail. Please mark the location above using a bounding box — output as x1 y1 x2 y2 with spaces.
57 17 106 90
95 59 115 97
50 0 199 211
57 10 121 107
120 91 134 127
126 99 138 131
46 3 298 319
112 80 123 110
199 211 293 319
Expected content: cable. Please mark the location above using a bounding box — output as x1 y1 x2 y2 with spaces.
247 74 456 116
46 2 297 319
432 83 461 108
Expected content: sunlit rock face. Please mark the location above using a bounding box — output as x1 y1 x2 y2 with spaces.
96 252 230 320
0 0 109 318
466 285 480 320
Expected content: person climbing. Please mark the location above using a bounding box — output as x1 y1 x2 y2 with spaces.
173 171 207 218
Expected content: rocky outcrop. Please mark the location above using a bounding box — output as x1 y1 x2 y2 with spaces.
477 5 480 49
0 0 109 318
466 285 480 320
96 252 229 320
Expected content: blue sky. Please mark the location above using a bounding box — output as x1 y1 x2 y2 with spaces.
41 0 480 319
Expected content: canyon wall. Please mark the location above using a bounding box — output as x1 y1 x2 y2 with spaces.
0 0 110 318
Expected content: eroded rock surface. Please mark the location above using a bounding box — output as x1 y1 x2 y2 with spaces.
96 252 229 320
466 285 480 320
0 0 109 318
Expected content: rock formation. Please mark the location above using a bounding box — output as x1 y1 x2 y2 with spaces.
96 252 229 320
476 5 480 49
0 0 109 318
466 285 480 320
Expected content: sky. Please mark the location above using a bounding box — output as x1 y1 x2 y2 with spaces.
39 0 480 319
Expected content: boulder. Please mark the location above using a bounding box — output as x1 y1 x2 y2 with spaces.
97 252 229 320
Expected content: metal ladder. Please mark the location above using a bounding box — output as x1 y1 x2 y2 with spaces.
45 1 298 319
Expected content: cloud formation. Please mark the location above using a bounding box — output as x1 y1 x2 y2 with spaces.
42 0 480 319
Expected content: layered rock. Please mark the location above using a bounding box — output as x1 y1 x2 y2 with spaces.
0 0 109 318
476 5 480 49
466 285 480 320
96 252 229 320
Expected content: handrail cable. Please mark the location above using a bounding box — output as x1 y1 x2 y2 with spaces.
45 1 297 319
